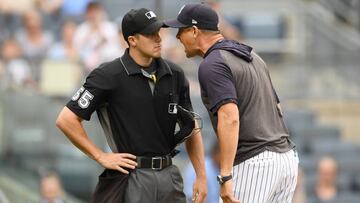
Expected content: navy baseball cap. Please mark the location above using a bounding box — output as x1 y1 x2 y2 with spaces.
122 8 163 41
164 3 219 31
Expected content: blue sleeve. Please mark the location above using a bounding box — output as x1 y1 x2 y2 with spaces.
199 52 238 114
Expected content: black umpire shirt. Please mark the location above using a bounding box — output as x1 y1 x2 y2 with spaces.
66 49 192 157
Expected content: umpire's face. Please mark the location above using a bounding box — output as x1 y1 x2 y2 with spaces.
176 26 199 58
129 29 162 58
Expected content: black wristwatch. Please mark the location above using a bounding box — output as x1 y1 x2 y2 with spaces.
217 174 232 185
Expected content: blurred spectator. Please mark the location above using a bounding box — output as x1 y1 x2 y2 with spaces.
0 0 38 34
61 0 91 20
47 21 78 61
113 19 128 56
39 172 73 203
206 0 242 40
293 167 307 203
16 9 54 83
38 0 92 34
1 38 33 90
313 156 338 203
117 28 128 53
38 0 63 34
73 1 121 73
0 0 38 14
184 141 220 203
38 0 63 15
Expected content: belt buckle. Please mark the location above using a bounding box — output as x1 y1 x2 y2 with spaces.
151 157 163 170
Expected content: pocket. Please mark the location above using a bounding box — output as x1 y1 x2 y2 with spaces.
92 169 129 203
169 166 184 191
98 168 127 182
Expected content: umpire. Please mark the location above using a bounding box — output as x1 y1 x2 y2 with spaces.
56 8 207 203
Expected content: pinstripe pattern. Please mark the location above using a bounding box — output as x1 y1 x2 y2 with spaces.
220 150 299 203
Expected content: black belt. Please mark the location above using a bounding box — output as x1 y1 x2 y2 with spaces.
136 155 172 170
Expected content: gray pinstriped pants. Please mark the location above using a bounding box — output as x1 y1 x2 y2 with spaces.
221 149 299 203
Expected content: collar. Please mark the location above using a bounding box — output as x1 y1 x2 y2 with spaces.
120 49 172 79
203 39 223 58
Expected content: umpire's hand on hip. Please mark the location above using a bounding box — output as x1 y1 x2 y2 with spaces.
96 152 137 174
220 180 241 203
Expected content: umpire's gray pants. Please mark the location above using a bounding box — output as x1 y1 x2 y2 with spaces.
124 165 186 203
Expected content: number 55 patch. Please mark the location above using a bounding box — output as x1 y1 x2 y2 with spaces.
72 86 94 109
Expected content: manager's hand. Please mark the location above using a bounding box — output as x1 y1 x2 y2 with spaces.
220 180 240 203
96 152 137 174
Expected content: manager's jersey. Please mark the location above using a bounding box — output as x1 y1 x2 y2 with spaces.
199 40 295 165
67 50 192 156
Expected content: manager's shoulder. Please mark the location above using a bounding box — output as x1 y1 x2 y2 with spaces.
201 50 223 67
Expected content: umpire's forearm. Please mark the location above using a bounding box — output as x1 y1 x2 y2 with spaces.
185 127 206 178
56 107 103 161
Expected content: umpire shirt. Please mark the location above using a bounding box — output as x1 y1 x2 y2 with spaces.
67 49 192 156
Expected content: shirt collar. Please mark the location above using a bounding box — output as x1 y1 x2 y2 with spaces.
120 49 172 78
204 39 224 58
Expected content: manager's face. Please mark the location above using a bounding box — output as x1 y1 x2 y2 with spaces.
176 26 198 58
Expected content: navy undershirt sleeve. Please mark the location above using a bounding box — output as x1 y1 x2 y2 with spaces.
199 51 238 114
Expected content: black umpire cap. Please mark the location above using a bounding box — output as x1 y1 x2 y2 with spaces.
122 8 164 42
164 3 219 31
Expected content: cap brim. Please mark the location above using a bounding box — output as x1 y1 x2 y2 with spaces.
140 20 164 35
163 19 189 28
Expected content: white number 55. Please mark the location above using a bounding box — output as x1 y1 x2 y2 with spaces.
71 87 94 109
78 90 94 109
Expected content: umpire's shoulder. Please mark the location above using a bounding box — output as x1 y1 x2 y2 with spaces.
86 58 123 89
96 57 125 75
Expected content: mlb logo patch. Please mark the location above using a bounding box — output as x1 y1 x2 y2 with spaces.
145 11 156 19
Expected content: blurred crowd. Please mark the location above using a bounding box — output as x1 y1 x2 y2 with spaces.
0 0 241 94
0 1 242 202
0 0 126 92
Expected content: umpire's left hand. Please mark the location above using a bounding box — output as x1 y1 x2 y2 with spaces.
192 176 207 203
96 152 137 174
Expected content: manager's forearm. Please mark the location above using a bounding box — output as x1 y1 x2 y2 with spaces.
217 104 239 175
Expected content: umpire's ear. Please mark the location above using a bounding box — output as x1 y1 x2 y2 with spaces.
128 35 137 47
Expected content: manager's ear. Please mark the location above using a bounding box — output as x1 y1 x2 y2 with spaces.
192 25 199 38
